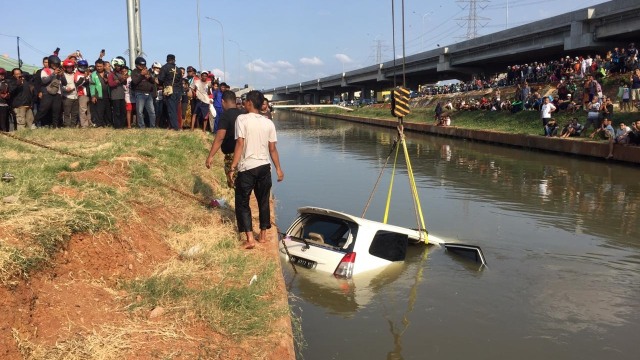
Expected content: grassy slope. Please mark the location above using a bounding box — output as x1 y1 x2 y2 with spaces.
313 78 638 136
1 129 292 359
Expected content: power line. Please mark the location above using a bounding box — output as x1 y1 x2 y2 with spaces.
456 0 491 39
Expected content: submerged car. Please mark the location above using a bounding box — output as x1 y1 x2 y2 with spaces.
279 207 450 279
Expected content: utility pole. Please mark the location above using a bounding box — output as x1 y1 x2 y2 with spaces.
196 0 202 71
506 0 509 30
16 36 22 70
126 0 143 67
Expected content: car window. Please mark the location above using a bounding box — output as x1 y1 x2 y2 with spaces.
369 230 408 262
300 216 357 250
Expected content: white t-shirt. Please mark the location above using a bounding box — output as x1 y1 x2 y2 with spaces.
235 112 277 172
541 102 556 119
125 77 132 104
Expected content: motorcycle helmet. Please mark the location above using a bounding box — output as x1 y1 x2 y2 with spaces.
116 56 127 67
111 57 125 67
48 55 61 67
134 57 146 66
77 60 89 72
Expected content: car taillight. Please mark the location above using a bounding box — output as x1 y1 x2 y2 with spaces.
334 252 356 279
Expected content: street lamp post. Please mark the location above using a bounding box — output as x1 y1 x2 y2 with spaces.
205 16 226 82
239 49 254 88
196 0 202 71
421 11 433 52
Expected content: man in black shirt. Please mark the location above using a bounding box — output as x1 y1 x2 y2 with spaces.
205 90 242 188
158 54 182 130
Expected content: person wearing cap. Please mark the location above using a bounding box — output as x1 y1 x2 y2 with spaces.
131 57 157 128
158 54 182 130
35 55 64 128
8 68 35 130
61 59 80 128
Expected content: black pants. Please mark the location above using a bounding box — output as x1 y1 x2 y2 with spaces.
0 106 9 132
234 164 272 233
91 98 111 127
36 93 62 127
111 99 126 129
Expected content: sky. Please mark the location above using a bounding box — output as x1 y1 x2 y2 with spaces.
0 0 609 89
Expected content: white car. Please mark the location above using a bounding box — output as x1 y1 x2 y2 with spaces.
279 207 454 279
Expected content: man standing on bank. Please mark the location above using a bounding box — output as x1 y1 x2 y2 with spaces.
229 90 284 249
205 90 241 188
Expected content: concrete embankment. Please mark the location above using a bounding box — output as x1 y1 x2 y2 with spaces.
293 110 640 164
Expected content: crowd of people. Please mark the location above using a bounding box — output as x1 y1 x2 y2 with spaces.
427 43 640 155
420 43 638 97
0 48 283 250
0 49 273 133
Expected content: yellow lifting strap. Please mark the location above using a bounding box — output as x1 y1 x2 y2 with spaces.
382 124 428 242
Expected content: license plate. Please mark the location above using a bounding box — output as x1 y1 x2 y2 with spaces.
290 255 316 269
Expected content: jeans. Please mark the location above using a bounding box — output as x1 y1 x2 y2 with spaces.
234 164 272 233
165 91 182 130
135 92 156 128
213 106 223 132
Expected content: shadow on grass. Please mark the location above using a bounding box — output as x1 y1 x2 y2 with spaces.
192 175 214 200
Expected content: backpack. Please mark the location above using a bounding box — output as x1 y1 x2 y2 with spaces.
46 78 61 95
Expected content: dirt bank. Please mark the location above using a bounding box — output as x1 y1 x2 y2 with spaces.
0 129 294 359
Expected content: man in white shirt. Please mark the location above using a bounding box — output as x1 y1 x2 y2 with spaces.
229 90 284 249
540 96 556 130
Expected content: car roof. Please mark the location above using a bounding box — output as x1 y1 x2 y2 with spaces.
297 206 430 242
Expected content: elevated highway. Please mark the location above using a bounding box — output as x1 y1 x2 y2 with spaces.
266 0 640 103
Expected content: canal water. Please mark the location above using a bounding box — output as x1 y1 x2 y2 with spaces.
272 111 640 360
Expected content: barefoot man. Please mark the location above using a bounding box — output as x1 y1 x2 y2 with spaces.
229 90 284 249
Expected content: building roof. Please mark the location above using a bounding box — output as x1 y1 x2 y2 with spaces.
0 55 39 75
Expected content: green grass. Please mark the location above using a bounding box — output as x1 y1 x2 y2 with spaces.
0 128 225 285
123 261 284 336
314 101 639 136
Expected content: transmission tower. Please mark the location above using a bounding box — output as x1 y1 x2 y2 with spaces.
456 0 490 39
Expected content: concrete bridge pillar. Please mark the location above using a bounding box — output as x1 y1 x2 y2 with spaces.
436 47 451 72
565 8 596 50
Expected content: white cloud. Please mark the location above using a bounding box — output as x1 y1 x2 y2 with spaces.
300 56 324 66
246 59 295 74
210 68 225 79
335 53 353 64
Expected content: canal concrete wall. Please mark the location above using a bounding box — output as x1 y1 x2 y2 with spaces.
293 110 640 165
